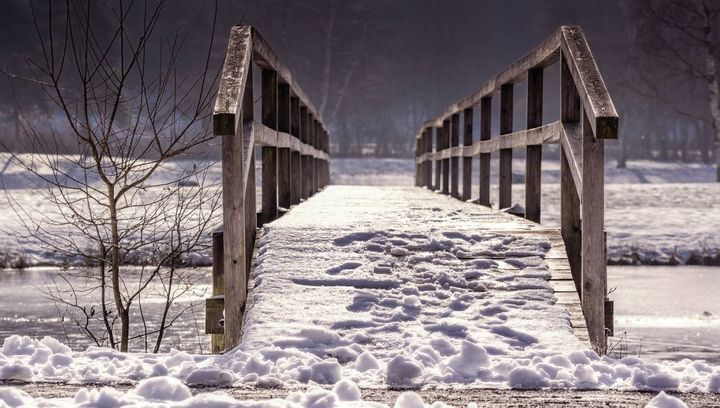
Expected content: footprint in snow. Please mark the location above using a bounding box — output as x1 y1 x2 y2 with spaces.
326 261 363 275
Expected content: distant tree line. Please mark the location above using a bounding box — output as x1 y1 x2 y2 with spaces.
0 0 718 175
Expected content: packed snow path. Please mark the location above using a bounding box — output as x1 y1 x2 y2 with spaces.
242 186 589 372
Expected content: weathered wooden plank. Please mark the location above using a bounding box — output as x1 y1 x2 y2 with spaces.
560 121 583 193
221 61 252 351
210 232 224 352
433 127 441 191
441 119 450 195
261 69 278 225
560 26 618 140
450 113 460 199
290 97 301 205
499 83 513 209
525 68 543 223
205 298 225 335
581 110 606 353
423 128 433 189
214 26 252 136
277 83 292 210
479 96 491 207
560 50 583 304
462 108 473 201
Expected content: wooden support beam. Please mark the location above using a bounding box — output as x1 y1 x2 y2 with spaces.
261 69 278 224
277 83 291 210
581 110 606 353
462 108 473 201
424 129 432 188
305 114 314 198
434 127 441 191
221 60 253 351
441 119 450 195
525 68 543 223
479 97 491 207
300 107 309 200
210 231 224 352
450 113 460 199
499 83 513 209
290 97 301 205
560 27 618 140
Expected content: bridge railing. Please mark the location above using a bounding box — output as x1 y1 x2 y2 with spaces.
210 26 330 352
413 26 618 353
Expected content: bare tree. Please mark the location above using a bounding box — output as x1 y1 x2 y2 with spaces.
632 0 720 180
4 0 222 352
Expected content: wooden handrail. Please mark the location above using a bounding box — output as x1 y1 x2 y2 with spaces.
414 25 618 354
210 26 331 352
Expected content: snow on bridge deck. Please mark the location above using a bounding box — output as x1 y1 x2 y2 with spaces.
241 185 588 384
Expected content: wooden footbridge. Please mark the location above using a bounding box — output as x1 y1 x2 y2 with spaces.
207 25 618 356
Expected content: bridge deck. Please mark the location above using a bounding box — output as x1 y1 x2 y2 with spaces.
241 186 588 380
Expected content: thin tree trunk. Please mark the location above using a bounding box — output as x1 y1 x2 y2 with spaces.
108 191 129 352
701 4 720 181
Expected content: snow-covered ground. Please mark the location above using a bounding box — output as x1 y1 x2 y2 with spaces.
1 186 719 396
1 157 719 406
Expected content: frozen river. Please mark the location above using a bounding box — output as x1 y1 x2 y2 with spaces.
0 265 718 363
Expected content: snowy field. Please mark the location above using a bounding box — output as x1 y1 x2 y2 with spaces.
1 155 718 267
331 158 720 266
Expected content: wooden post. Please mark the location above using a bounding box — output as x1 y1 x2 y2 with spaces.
582 110 606 353
462 108 473 201
261 69 278 224
290 97 301 205
300 107 309 200
415 134 421 187
424 129 432 188
479 96 491 207
434 127 441 191
441 119 450 195
450 113 460 199
311 119 318 195
211 231 224 353
325 130 331 186
277 83 291 210
305 114 314 198
499 83 513 209
526 68 543 222
222 60 253 351
561 53 582 294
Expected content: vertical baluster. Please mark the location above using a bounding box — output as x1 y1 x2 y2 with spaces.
560 53 582 297
499 83 513 209
277 83 291 211
462 108 473 201
261 69 278 224
434 127 441 191
306 114 314 198
290 97 301 205
479 97 491 207
450 114 460 198
415 134 421 187
210 233 224 353
222 60 254 351
441 119 450 195
299 107 309 200
526 68 543 222
311 119 319 194
424 129 432 188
